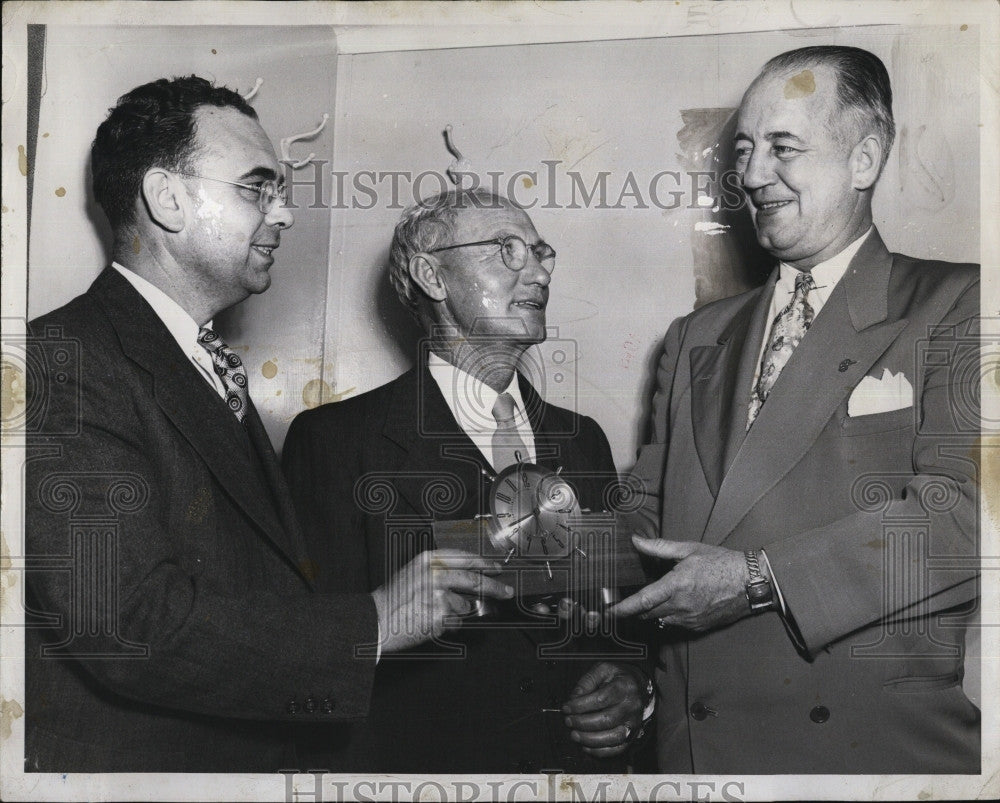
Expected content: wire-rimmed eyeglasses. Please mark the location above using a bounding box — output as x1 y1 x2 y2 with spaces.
428 235 556 274
176 172 288 214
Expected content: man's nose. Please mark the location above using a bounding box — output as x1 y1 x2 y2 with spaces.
522 252 552 286
740 148 772 192
265 200 294 230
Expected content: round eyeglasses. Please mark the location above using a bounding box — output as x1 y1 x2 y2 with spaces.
428 235 556 274
176 172 288 214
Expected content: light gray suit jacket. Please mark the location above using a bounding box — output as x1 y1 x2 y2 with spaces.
631 230 980 773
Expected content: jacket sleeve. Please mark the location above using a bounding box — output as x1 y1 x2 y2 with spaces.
764 279 981 655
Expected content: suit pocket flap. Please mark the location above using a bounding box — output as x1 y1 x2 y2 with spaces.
882 671 962 693
840 405 914 436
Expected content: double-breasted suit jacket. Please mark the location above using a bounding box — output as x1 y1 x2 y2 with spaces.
630 230 980 773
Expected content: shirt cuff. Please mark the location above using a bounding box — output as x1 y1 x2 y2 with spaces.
641 695 656 723
758 548 786 615
760 548 807 653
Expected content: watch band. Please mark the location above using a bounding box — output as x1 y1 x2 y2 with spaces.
744 549 776 613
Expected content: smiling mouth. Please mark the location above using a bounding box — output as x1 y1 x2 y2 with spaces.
513 300 546 311
755 200 794 213
251 244 277 257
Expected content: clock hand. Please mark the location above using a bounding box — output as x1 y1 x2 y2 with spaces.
493 511 536 544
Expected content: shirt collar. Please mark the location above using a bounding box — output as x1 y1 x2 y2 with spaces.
112 262 211 350
427 350 527 432
776 226 873 306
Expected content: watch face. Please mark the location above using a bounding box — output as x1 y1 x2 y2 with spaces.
489 463 580 558
746 579 775 611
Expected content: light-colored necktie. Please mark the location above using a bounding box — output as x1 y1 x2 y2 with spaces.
491 392 530 471
197 327 250 423
747 271 816 429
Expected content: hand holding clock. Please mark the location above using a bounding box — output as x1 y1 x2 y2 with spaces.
609 538 766 631
371 550 514 654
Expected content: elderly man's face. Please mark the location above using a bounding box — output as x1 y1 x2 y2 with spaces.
179 106 293 310
435 204 551 345
735 64 869 269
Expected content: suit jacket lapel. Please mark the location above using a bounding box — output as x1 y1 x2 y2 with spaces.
519 373 566 474
92 269 307 577
381 366 489 520
702 229 906 545
689 280 774 496
242 400 315 586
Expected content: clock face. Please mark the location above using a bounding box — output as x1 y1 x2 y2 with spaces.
488 463 580 558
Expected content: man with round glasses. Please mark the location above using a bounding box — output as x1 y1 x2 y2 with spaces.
25 77 513 772
283 189 653 772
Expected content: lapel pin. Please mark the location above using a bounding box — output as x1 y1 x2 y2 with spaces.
838 359 857 373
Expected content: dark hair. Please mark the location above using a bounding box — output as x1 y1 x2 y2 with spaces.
91 75 258 229
758 45 895 168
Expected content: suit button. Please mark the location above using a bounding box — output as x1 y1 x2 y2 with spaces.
304 696 317 713
287 698 299 715
690 701 716 720
519 677 534 693
322 697 334 714
810 705 830 724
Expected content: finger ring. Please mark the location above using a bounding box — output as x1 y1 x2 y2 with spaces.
657 617 668 629
622 724 632 742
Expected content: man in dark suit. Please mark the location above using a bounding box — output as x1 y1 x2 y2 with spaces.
613 46 980 773
283 189 653 772
24 76 512 773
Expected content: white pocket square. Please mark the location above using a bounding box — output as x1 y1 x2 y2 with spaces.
847 368 914 417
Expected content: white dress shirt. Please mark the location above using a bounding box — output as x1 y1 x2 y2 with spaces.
426 350 537 469
112 263 227 399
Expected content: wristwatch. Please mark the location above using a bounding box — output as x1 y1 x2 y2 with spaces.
744 549 776 613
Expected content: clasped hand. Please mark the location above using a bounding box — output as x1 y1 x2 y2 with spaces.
562 662 648 757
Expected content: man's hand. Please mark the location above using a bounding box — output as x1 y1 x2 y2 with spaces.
562 662 648 758
609 538 752 631
372 550 513 654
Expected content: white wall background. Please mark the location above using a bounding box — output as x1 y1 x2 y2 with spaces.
28 23 980 469
323 24 980 469
28 25 340 447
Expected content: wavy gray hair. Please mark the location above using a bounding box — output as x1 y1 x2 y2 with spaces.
389 188 515 321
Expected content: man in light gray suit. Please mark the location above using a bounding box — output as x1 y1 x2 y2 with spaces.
608 45 980 773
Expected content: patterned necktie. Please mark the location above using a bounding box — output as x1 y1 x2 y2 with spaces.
197 327 250 423
747 271 816 429
491 392 531 471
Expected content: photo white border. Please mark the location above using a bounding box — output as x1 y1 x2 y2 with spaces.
2 1 997 800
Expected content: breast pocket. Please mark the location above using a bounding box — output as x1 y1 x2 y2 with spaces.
839 405 915 437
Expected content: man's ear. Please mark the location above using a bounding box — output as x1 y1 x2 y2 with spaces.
850 135 883 191
408 254 448 302
141 168 185 232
